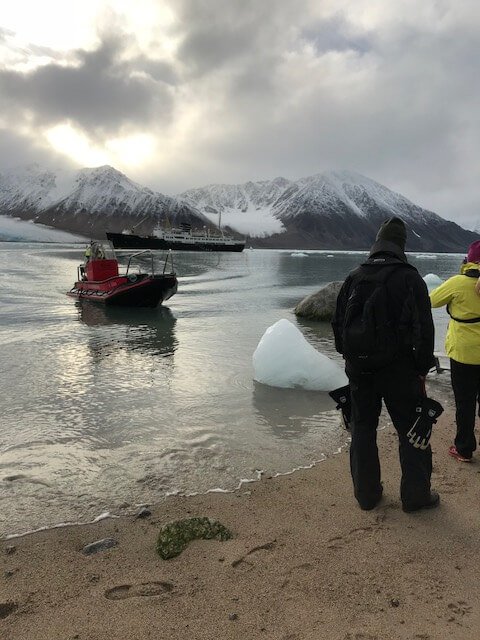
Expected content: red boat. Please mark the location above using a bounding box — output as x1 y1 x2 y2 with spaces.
67 243 178 307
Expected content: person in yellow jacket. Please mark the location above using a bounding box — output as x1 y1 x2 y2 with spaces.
430 240 480 462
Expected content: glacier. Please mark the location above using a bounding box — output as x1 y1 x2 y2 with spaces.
0 215 87 243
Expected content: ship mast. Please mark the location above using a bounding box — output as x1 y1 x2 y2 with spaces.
218 210 224 237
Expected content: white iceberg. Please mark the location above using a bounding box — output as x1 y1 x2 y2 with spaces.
423 273 443 290
252 319 347 391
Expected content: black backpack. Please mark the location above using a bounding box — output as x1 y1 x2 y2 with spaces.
341 263 407 372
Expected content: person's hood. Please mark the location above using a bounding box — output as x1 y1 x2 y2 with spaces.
461 261 480 277
369 239 408 263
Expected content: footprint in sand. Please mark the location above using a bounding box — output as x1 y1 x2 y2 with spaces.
448 601 472 617
105 582 174 600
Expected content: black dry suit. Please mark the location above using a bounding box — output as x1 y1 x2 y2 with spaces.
332 241 435 511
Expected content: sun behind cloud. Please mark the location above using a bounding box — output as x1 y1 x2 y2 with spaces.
45 123 156 169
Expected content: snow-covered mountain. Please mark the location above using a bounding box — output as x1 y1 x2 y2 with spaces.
0 164 476 250
0 164 210 240
180 170 477 251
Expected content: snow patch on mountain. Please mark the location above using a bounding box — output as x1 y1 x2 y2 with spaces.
203 205 284 236
180 178 291 236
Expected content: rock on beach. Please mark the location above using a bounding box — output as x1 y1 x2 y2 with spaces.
294 281 343 321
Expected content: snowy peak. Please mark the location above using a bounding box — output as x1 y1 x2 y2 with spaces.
54 164 173 215
0 164 57 213
0 163 209 240
179 169 474 251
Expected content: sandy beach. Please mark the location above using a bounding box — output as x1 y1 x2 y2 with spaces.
3 407 480 640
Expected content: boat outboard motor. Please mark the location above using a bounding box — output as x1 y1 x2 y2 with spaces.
329 385 352 430
406 397 444 450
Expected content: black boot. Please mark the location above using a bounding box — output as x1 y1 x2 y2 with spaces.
402 490 440 513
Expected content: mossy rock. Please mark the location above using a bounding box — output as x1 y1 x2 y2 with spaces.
156 517 232 560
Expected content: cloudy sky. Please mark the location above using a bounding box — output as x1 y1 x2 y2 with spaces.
0 0 479 228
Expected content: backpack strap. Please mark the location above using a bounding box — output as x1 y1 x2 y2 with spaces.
446 305 480 324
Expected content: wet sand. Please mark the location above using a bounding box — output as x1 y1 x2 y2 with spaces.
3 410 480 640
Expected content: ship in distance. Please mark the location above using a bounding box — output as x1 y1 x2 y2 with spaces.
106 221 245 252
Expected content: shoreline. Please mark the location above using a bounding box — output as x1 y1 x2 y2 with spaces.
4 408 480 640
3 452 344 541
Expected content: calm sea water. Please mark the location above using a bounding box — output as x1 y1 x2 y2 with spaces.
0 243 461 536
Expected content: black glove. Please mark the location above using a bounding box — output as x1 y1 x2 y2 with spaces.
406 397 443 450
329 385 352 430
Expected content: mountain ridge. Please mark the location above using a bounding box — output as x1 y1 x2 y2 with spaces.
0 164 476 251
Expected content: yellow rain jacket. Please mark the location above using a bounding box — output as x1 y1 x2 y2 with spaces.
430 262 480 364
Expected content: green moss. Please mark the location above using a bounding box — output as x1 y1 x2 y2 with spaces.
156 517 232 560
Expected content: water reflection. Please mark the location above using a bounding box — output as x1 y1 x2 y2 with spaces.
252 381 338 440
76 302 178 358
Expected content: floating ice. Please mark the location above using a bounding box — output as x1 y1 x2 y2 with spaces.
415 254 437 259
290 252 308 257
252 319 347 391
423 273 443 290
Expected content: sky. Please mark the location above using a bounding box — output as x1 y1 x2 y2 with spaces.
0 0 479 229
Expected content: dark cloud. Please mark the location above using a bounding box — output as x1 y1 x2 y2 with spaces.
302 17 372 55
0 33 174 137
173 0 304 77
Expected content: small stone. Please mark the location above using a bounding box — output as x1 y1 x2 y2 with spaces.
81 538 118 555
88 574 100 583
135 507 152 520
4 571 15 578
218 557 225 562
229 613 238 621
5 546 16 555
390 598 400 607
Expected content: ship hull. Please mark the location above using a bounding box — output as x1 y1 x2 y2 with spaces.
106 232 245 252
67 274 178 308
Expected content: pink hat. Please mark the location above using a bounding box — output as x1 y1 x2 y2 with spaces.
467 240 480 263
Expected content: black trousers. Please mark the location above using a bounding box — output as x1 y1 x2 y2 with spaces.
347 359 432 509
450 359 480 458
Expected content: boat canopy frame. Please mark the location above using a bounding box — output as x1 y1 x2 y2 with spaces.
125 249 175 277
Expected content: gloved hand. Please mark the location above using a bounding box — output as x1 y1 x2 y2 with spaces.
407 397 444 450
328 385 352 430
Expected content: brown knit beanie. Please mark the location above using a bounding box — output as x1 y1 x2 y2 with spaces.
375 217 407 251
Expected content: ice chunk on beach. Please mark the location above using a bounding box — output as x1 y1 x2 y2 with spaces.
252 319 347 391
423 273 443 290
